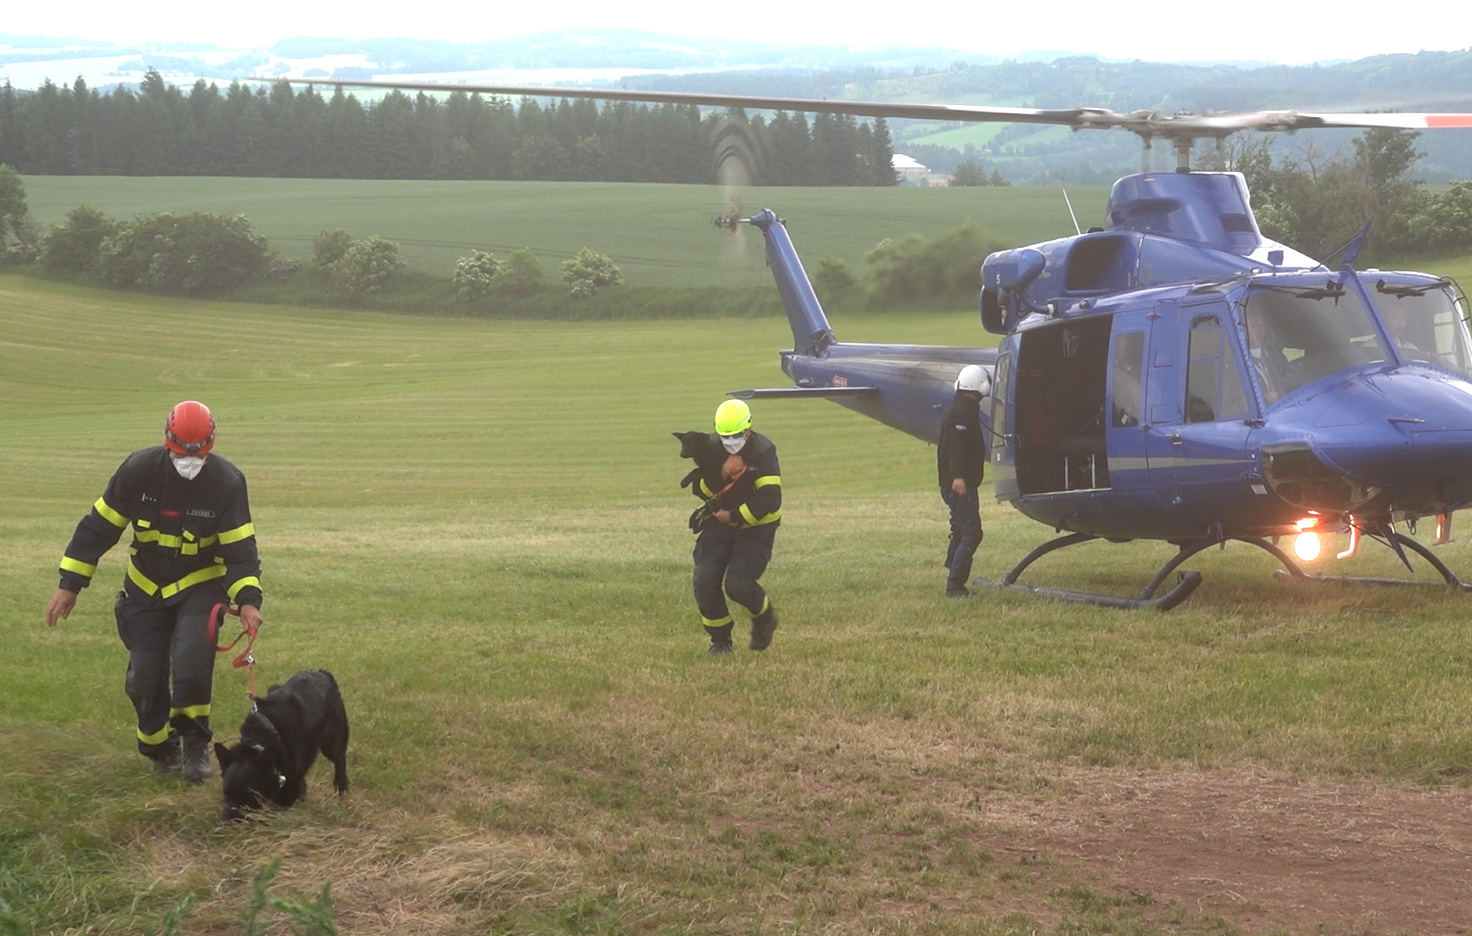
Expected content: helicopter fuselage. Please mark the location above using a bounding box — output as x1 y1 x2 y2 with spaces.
740 172 1472 553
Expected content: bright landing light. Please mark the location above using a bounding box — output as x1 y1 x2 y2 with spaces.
1294 532 1322 562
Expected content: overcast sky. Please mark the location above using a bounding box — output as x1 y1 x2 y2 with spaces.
4 1 1469 66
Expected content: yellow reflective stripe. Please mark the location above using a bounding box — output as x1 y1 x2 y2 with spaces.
94 497 128 528
217 523 254 545
738 505 782 527
701 613 734 627
170 704 210 720
136 529 218 554
753 475 781 489
137 723 173 745
160 565 227 599
697 479 715 498
127 560 228 598
227 576 261 602
127 561 160 596
60 556 97 578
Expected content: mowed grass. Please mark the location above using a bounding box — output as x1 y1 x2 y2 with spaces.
20 176 1108 288
5 275 1472 934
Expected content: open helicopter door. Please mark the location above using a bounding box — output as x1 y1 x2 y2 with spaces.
1011 316 1113 496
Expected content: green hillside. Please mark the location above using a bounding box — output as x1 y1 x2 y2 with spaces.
21 176 1110 287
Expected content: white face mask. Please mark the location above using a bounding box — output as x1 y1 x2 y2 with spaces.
172 455 207 480
720 433 748 454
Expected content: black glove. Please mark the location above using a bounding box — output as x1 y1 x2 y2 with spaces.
689 503 715 533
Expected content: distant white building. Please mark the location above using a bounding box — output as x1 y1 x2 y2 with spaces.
892 153 928 180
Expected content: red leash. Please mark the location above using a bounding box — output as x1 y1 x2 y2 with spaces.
208 603 259 701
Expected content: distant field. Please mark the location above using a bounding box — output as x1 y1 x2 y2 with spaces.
21 176 1110 288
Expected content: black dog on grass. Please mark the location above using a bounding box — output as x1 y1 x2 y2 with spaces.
214 669 350 822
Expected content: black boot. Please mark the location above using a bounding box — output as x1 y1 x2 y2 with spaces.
704 623 734 654
144 739 181 777
182 732 214 783
749 606 778 651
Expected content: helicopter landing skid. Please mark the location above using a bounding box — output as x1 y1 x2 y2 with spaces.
972 532 1204 611
976 530 1472 610
1271 530 1472 592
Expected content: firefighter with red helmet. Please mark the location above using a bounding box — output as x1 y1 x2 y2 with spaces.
44 401 263 782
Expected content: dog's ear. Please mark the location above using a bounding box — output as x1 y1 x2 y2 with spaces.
674 430 709 459
215 742 233 768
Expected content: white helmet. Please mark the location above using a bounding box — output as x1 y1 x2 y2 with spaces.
955 364 991 396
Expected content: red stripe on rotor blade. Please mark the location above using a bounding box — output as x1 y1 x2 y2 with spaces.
1427 115 1472 128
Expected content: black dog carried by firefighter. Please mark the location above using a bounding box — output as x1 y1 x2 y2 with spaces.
674 399 782 653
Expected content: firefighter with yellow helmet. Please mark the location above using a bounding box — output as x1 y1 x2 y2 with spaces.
685 399 782 653
44 401 263 781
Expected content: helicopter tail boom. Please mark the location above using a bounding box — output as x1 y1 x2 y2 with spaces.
738 209 837 358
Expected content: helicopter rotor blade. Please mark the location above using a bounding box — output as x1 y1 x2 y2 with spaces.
302 78 1110 128
301 78 1472 138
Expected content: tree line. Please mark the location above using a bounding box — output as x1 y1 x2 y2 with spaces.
1206 128 1472 261
0 72 898 186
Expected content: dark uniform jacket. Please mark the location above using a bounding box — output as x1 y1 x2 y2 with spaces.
691 431 782 529
58 446 263 608
937 393 987 489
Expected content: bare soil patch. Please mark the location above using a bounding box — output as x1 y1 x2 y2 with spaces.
977 769 1472 934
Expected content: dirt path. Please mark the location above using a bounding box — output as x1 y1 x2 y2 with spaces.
982 770 1472 934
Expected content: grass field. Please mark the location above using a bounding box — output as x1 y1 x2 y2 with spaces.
20 176 1110 288
6 274 1472 935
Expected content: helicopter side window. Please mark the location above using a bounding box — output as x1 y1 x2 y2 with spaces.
1111 331 1144 428
1369 280 1472 378
1186 315 1247 423
1242 284 1386 400
991 352 1011 451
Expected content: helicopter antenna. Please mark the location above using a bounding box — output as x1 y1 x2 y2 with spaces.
1061 188 1082 236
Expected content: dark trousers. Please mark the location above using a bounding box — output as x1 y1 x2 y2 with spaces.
113 583 225 755
693 522 777 625
941 484 983 592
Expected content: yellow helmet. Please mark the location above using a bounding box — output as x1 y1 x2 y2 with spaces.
714 399 752 436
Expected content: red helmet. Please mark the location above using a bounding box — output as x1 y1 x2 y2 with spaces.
164 400 216 455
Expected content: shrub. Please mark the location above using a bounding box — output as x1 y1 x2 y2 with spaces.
492 248 544 296
560 247 622 299
1406 181 1472 254
811 255 858 304
96 212 271 292
312 227 355 272
40 205 119 273
327 236 403 295
453 250 501 301
0 164 39 266
864 221 1000 304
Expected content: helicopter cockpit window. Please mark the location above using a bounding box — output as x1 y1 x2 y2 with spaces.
1242 283 1386 401
1186 315 1247 423
1369 279 1472 378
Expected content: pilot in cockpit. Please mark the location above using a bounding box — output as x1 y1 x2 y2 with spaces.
1244 302 1291 403
1381 302 1430 362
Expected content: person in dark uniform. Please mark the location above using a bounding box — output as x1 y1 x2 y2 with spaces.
44 401 263 782
688 399 782 653
938 365 990 597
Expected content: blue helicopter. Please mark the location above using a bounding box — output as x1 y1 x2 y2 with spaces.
325 77 1472 607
